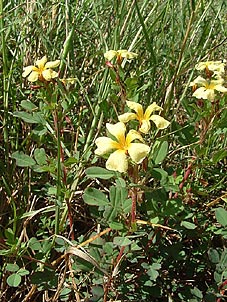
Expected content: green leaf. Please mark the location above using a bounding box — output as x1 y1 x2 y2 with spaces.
181 221 197 229
7 273 21 287
31 269 58 288
17 268 29 276
113 236 132 246
34 148 47 165
151 168 168 185
91 286 104 299
60 288 72 301
152 140 168 165
208 249 220 264
123 198 132 214
11 151 36 167
212 149 227 164
151 263 161 270
85 167 115 179
5 263 19 272
13 111 38 123
83 188 109 206
103 185 129 222
147 268 159 281
191 287 203 299
20 100 38 111
109 221 124 230
28 237 42 251
215 207 227 227
13 111 45 124
5 228 16 244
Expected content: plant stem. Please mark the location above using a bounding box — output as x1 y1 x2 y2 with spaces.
1 0 9 165
54 109 62 235
130 164 139 231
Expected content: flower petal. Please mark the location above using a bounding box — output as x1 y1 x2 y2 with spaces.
126 101 143 119
117 50 138 59
128 143 150 164
106 122 126 143
106 150 128 172
193 87 215 100
104 50 117 61
27 71 39 82
22 65 34 77
126 130 144 144
144 102 163 119
196 61 225 74
42 69 58 81
214 84 227 93
45 60 60 68
150 115 170 129
35 56 47 69
118 112 137 123
95 137 118 155
139 120 151 134
190 76 207 86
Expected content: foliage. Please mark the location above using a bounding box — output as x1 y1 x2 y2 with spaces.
1 0 227 301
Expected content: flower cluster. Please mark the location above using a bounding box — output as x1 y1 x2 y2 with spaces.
190 60 227 101
94 49 170 173
104 49 138 62
95 101 169 173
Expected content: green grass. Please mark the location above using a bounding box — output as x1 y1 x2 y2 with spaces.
1 0 227 301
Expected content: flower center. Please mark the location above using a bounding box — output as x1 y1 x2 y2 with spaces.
205 82 215 90
117 136 129 152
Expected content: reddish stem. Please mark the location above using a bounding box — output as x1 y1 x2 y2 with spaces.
131 188 137 226
174 161 194 198
217 279 227 302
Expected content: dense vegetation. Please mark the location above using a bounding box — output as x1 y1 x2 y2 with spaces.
1 0 227 301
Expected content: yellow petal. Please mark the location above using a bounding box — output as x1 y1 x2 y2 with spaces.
27 71 39 82
190 76 207 86
35 56 47 69
95 137 118 155
128 143 150 164
192 87 215 100
104 50 117 61
106 122 126 143
106 150 128 172
210 78 225 86
126 101 144 119
118 112 137 123
214 84 227 93
139 120 151 134
196 61 225 74
150 115 170 129
144 102 163 119
22 66 34 77
42 69 58 81
45 60 60 68
126 130 144 144
117 50 138 59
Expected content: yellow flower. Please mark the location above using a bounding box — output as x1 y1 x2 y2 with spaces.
95 122 150 173
195 61 225 75
190 76 227 100
104 49 138 61
22 56 60 82
60 78 76 85
118 101 170 134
